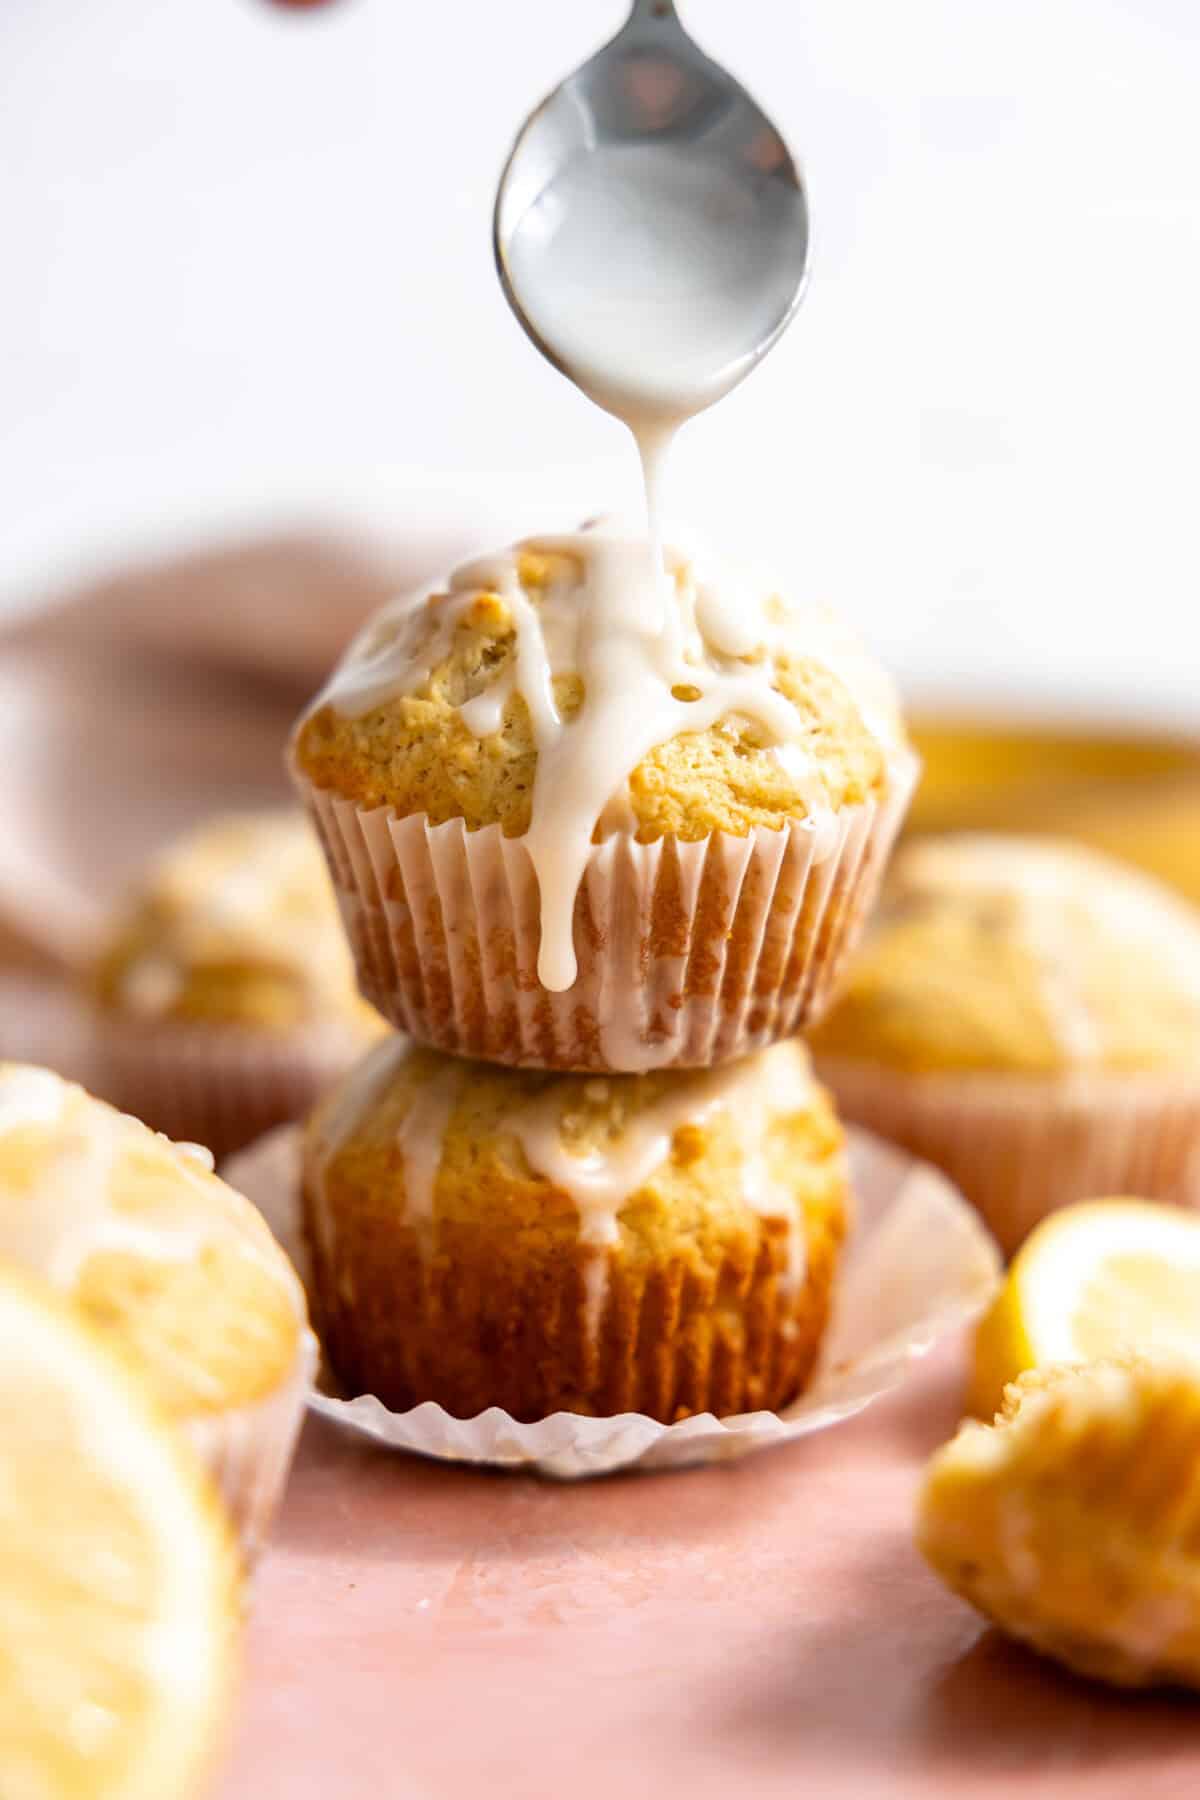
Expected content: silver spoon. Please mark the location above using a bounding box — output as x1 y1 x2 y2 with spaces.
493 0 810 429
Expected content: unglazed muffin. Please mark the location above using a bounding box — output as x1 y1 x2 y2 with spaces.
302 1034 848 1422
0 1062 313 1549
811 835 1200 1253
291 524 916 1071
89 811 384 1157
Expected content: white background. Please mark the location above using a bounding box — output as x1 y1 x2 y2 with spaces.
1 0 1197 724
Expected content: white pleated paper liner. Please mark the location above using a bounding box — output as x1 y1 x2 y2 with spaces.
185 1328 318 1558
0 969 370 1162
89 1007 375 1162
817 1056 1200 1258
224 1124 1000 1479
295 751 919 1073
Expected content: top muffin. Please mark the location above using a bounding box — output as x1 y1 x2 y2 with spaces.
293 530 905 845
92 811 374 1035
810 834 1200 1075
292 525 911 1040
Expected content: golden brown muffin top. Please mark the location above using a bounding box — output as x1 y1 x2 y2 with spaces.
0 1063 304 1414
811 834 1200 1075
91 811 381 1036
292 528 906 843
305 1035 846 1284
293 527 910 992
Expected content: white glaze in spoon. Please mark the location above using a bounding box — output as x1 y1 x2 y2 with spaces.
494 0 809 554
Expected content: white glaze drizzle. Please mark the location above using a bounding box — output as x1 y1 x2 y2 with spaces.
306 1033 413 1269
500 144 809 979
310 1042 825 1347
309 1036 467 1264
509 1044 815 1338
0 1064 300 1303
316 526 898 993
306 115 833 997
393 1063 469 1255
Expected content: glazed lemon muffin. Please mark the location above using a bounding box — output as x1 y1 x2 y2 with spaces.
302 1034 848 1422
0 1063 314 1549
90 811 384 1157
810 834 1200 1252
291 522 916 1071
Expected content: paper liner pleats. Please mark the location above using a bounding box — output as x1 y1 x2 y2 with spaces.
224 1124 999 1478
183 1330 316 1557
294 752 918 1072
303 1171 842 1425
816 1058 1200 1257
89 1012 373 1161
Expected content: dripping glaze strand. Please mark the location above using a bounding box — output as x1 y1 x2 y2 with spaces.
314 526 900 992
306 1046 822 1342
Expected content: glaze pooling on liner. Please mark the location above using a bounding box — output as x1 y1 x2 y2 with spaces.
316 526 899 993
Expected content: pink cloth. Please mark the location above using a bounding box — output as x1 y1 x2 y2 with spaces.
221 1341 1198 1800
0 530 474 966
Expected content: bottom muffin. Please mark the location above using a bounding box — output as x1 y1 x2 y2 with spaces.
302 1037 849 1423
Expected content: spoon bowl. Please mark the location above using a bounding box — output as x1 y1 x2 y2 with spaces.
494 0 810 431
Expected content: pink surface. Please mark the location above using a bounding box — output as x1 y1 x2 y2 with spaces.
220 1339 1197 1800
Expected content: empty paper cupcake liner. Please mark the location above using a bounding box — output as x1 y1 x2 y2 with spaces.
223 1121 999 1479
816 1058 1200 1257
89 1010 373 1161
185 1329 317 1558
294 751 918 1073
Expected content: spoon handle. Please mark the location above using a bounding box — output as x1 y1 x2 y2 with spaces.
621 0 686 49
627 0 679 24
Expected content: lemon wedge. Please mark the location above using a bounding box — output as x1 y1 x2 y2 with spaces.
0 1261 238 1800
919 1358 1200 1688
971 1198 1200 1419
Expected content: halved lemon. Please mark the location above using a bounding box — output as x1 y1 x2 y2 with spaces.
971 1198 1200 1419
0 1261 239 1800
